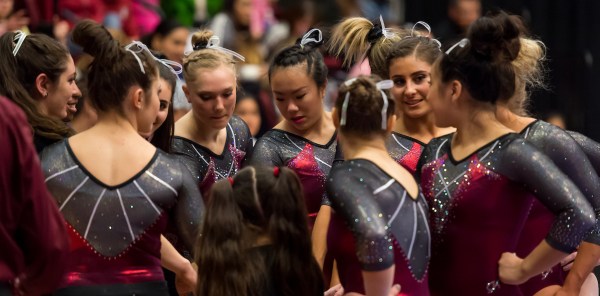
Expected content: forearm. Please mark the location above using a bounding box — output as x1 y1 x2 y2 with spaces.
522 240 568 279
362 265 395 296
312 205 331 268
562 242 600 293
160 235 190 273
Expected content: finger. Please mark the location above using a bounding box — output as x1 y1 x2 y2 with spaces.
389 284 401 296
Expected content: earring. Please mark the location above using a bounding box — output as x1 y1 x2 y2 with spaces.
43 92 48 98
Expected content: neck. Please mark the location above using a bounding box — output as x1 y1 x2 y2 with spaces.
93 111 140 135
394 111 440 141
495 101 534 133
340 132 388 160
452 104 508 146
286 111 330 138
189 115 223 143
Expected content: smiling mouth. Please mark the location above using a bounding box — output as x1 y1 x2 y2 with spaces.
404 98 425 106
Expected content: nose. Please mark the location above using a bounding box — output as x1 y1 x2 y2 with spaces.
286 101 299 114
404 80 416 97
73 82 82 98
214 96 225 112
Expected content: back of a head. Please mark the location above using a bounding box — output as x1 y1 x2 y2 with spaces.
437 10 523 104
0 32 72 139
335 75 395 138
268 28 328 89
328 17 408 78
72 20 158 114
198 166 321 296
183 30 238 84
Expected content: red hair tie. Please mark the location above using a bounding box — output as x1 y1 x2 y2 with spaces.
228 177 234 186
273 166 280 177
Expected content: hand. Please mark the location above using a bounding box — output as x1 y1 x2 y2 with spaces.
552 287 578 296
5 10 30 31
388 284 401 296
52 16 70 43
175 261 197 295
323 284 344 296
498 252 529 285
560 251 577 271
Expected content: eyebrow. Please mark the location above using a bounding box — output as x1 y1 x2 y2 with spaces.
197 87 234 95
273 86 308 95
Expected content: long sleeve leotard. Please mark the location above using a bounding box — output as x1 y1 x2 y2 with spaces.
327 159 430 295
417 133 594 296
41 140 204 294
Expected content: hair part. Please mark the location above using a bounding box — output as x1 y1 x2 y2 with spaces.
183 30 238 83
73 20 159 115
268 28 328 88
328 17 408 78
387 36 442 68
436 10 524 104
335 75 395 138
0 32 73 140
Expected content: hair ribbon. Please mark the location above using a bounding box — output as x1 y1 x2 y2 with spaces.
124 41 183 75
187 36 245 62
411 21 442 50
13 31 27 56
300 28 322 49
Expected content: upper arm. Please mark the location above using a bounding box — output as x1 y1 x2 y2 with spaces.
502 140 595 252
326 171 394 271
173 162 204 253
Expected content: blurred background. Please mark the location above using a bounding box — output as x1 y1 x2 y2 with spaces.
9 0 600 141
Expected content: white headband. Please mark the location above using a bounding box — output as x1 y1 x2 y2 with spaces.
124 41 183 75
445 38 469 55
340 78 393 130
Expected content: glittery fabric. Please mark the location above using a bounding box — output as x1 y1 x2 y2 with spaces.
386 132 425 176
171 115 252 201
569 130 600 244
41 140 203 288
418 133 595 295
326 159 430 295
517 120 600 294
248 129 337 226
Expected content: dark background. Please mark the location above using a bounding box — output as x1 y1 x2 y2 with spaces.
405 0 600 140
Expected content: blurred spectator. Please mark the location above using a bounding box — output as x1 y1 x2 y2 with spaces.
234 94 262 142
144 19 189 64
543 111 567 129
0 0 29 34
434 0 481 47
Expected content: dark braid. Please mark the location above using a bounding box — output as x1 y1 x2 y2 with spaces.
268 29 328 88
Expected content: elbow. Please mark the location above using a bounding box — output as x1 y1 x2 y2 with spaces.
578 203 596 234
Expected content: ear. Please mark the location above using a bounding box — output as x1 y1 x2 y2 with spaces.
182 83 191 104
386 114 397 134
131 87 145 110
331 107 340 129
450 80 463 103
35 73 50 99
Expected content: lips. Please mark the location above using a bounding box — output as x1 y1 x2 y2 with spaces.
67 102 78 114
291 116 305 124
404 98 425 107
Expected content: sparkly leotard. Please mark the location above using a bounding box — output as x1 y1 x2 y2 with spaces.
516 121 600 295
569 131 600 174
248 129 337 226
41 140 203 294
386 132 426 176
418 133 594 296
327 159 430 295
171 116 252 201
